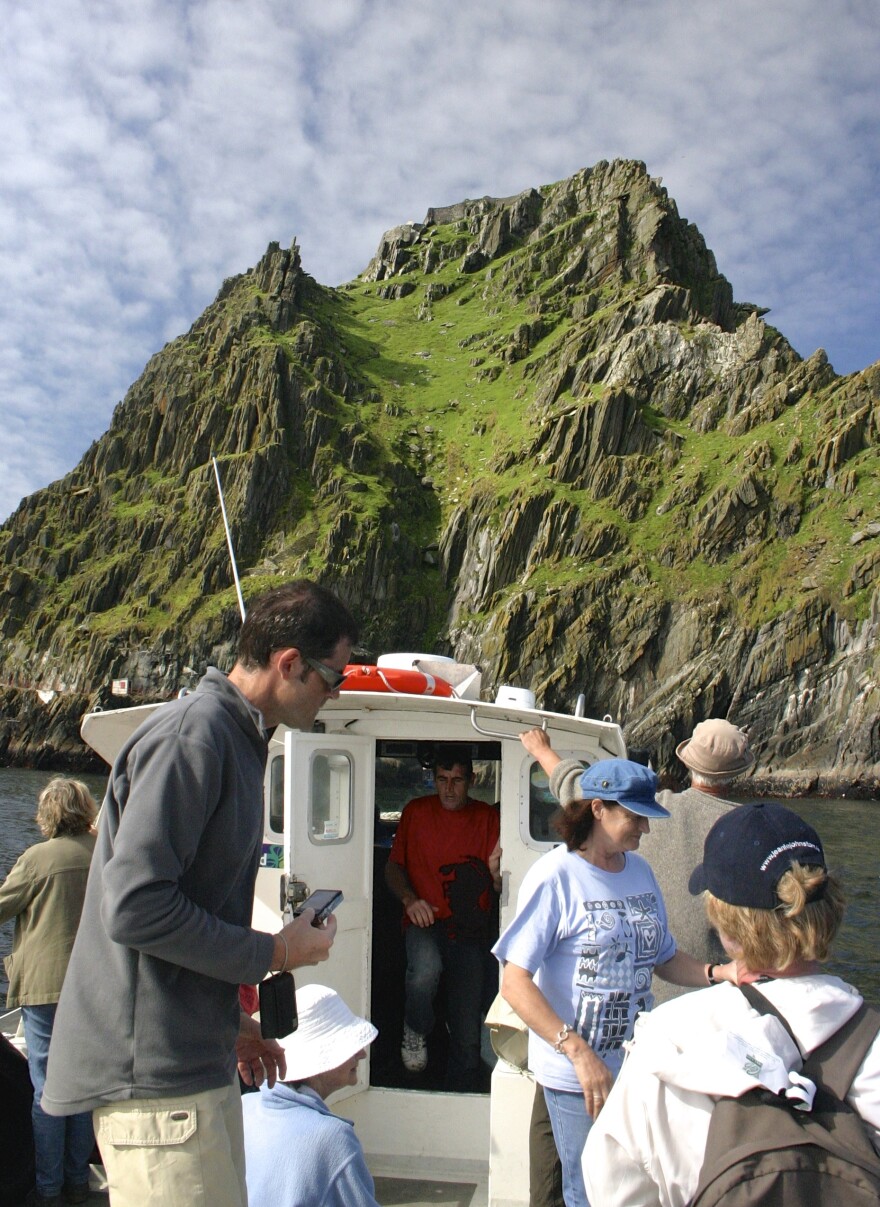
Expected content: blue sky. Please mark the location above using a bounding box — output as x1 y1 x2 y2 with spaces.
1 0 878 522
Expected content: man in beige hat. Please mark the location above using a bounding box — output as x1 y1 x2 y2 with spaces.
638 718 755 1005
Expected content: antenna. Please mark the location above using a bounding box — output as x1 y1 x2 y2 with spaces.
211 453 246 622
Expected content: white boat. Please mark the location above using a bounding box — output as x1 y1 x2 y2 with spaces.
71 656 628 1206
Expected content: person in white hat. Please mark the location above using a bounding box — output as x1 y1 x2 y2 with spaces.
638 718 755 1005
243 984 380 1207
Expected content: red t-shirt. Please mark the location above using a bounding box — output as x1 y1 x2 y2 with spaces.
388 795 499 939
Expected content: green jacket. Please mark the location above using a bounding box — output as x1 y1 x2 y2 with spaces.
0 831 96 1008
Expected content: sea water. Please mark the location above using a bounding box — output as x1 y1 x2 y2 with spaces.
1 766 878 1007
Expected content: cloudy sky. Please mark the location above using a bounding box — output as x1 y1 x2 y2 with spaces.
2 0 878 522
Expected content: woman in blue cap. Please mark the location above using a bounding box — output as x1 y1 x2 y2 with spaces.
493 731 738 1207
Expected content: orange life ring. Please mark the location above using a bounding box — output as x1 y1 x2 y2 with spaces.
340 664 455 697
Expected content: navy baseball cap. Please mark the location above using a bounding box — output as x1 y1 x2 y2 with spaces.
688 802 826 908
578 759 670 819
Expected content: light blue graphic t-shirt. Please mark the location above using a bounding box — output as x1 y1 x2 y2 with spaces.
493 844 675 1093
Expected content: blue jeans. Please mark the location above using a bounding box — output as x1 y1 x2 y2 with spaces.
22 1004 95 1196
404 922 488 1091
542 1085 593 1207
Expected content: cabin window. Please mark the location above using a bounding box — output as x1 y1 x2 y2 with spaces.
528 760 559 843
373 740 501 846
308 751 353 843
268 754 284 834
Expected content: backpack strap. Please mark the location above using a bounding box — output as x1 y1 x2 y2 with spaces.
807 1001 880 1099
738 982 880 1100
737 982 802 1054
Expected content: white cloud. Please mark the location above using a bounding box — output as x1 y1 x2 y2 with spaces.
0 0 878 520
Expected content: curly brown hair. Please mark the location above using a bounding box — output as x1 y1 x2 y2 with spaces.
36 777 98 838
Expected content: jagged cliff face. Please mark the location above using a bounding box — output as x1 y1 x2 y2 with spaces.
1 159 878 790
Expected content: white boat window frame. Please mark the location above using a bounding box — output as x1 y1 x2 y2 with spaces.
268 752 284 834
307 748 355 845
519 750 587 851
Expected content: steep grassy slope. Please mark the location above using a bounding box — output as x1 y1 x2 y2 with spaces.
0 159 877 784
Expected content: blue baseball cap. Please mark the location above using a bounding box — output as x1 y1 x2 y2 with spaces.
578 759 669 819
688 802 826 908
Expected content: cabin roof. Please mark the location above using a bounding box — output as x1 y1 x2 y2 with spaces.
81 690 626 768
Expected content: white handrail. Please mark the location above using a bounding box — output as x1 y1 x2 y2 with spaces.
469 706 547 739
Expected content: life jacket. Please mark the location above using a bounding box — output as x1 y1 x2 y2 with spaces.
690 982 880 1206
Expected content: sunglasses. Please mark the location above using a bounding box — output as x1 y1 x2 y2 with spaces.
303 656 348 692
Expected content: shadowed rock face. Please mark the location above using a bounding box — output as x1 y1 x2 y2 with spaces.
0 160 878 792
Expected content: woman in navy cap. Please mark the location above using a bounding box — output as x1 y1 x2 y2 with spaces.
493 731 737 1207
583 801 880 1206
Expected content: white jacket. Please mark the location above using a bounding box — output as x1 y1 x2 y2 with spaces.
583 976 880 1206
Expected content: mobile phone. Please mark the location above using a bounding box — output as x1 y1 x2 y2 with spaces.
259 971 298 1038
292 889 343 926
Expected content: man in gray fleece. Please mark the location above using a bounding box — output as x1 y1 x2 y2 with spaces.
42 580 358 1207
637 718 754 1005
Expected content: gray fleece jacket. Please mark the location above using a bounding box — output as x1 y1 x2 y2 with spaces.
548 757 590 809
42 668 275 1114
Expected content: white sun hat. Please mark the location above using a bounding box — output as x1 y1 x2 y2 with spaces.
278 983 377 1081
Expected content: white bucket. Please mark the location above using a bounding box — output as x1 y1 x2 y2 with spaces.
494 685 536 709
377 653 455 670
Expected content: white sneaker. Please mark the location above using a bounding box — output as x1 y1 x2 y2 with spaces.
401 1023 428 1072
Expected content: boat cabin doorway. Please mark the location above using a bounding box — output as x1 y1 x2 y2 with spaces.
369 739 502 1094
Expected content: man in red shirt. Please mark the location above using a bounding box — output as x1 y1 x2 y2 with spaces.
385 746 501 1090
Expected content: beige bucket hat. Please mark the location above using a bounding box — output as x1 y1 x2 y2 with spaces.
676 718 755 781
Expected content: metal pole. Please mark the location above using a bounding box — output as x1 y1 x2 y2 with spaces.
212 454 246 622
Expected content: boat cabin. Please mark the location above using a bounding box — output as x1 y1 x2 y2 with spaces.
80 657 628 1206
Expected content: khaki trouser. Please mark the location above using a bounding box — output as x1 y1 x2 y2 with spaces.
94 1082 246 1207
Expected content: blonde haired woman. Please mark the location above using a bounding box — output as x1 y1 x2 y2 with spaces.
0 777 98 1206
583 803 880 1206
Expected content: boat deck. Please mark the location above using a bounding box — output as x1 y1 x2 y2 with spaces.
4 1007 490 1207
375 1175 487 1206
65 1174 487 1207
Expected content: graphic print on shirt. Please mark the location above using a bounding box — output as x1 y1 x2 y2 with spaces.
572 893 663 1055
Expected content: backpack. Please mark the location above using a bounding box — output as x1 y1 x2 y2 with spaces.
689 982 880 1205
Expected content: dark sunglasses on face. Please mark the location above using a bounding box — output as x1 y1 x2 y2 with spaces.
303 655 348 692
